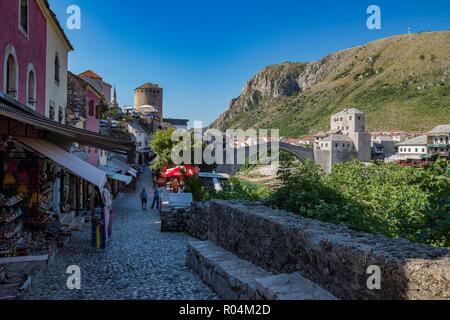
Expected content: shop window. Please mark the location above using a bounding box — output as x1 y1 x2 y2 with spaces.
19 0 28 35
88 100 94 116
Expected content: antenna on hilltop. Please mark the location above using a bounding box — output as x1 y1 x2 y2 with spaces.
408 27 412 34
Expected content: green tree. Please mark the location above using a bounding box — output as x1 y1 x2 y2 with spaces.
150 128 176 170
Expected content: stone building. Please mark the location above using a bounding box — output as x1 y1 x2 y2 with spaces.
134 82 163 120
314 108 371 173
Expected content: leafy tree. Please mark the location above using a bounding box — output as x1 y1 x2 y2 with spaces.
150 128 176 170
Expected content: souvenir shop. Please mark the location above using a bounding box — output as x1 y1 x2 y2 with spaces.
0 104 133 260
0 136 114 259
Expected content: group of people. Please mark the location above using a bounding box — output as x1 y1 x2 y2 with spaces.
140 186 160 210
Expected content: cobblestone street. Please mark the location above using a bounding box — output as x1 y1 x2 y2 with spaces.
21 170 218 300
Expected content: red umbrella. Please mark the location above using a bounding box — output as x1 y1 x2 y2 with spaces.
161 165 200 178
183 164 200 174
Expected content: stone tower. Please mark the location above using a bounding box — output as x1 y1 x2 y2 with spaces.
134 83 163 120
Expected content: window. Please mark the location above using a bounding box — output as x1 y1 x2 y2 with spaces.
415 148 418 153
49 101 55 120
349 116 352 120
346 126 349 131
88 100 94 116
5 53 18 98
26 67 36 108
19 0 28 34
54 53 60 86
95 105 100 119
422 148 425 153
58 106 63 123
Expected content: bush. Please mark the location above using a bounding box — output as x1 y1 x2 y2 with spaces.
269 159 449 248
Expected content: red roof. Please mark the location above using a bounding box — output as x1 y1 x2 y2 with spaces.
79 70 103 80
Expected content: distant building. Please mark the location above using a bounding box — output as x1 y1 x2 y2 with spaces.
78 70 112 107
371 137 395 160
67 71 102 166
125 120 153 165
390 135 429 162
314 109 371 173
134 83 163 120
386 125 450 163
163 118 189 130
427 125 450 157
298 135 314 146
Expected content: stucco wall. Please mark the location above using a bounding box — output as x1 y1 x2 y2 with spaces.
0 0 46 114
45 17 69 123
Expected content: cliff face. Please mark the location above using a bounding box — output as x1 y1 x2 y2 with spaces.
211 31 450 136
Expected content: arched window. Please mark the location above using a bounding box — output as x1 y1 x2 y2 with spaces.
19 0 28 34
54 52 60 85
4 46 19 99
26 64 36 109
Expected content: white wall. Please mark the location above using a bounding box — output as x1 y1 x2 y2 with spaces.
45 19 69 123
398 145 428 155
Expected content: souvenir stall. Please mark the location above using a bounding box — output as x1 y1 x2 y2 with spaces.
0 139 72 260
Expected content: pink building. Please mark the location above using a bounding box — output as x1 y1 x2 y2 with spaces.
66 72 101 166
0 0 47 114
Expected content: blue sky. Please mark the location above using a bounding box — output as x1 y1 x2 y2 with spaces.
49 0 450 126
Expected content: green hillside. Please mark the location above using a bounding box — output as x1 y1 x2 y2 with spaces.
211 31 450 136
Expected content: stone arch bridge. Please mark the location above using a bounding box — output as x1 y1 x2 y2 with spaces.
215 142 315 175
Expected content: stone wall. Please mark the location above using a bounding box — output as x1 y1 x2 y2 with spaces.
161 200 450 300
160 202 209 240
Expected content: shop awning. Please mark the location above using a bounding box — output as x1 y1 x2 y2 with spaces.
109 173 132 185
0 96 134 154
15 137 107 191
108 157 138 177
98 165 132 185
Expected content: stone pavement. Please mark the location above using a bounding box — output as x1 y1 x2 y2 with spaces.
21 169 218 300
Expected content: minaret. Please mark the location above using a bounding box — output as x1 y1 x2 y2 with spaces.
111 85 119 111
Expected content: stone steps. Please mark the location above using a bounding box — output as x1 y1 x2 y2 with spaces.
187 240 336 300
255 273 337 300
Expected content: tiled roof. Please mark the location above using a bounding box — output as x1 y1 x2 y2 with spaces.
79 70 102 80
135 83 161 90
323 134 354 142
397 135 428 146
429 125 450 135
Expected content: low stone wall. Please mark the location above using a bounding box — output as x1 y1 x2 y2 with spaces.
160 202 209 240
161 200 450 300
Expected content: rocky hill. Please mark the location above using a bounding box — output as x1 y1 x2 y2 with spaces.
211 31 450 136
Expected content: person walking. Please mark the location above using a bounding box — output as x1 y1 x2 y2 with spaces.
140 188 148 210
151 186 160 210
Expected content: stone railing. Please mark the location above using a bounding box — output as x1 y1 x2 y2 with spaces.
161 200 450 300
